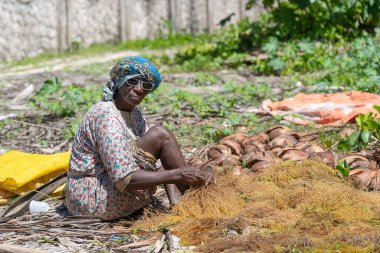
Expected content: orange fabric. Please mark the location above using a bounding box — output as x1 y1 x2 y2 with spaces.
262 91 380 126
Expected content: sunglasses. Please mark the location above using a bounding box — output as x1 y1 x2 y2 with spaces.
125 78 154 91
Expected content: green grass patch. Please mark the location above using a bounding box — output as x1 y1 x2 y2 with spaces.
2 33 210 70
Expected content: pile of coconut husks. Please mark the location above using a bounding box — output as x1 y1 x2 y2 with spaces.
189 125 380 190
134 126 380 252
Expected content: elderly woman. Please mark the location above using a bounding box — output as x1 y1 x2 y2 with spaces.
66 56 213 220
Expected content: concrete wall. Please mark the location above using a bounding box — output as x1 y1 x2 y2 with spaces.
0 0 264 61
0 0 59 61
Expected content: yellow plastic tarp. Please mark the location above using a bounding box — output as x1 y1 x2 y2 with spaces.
0 150 70 196
0 187 17 205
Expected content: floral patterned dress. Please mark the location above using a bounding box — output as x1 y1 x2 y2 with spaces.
65 101 156 220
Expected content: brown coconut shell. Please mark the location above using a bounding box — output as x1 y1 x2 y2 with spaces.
251 161 273 172
359 149 374 159
349 168 380 190
201 163 223 174
269 146 283 156
250 157 281 172
241 152 258 164
241 133 269 148
204 154 229 166
207 145 232 159
268 135 299 147
244 145 261 154
220 132 248 144
243 141 266 154
337 154 377 170
230 166 245 176
295 142 325 155
255 133 270 144
188 157 205 169
279 148 309 161
297 131 319 142
204 154 241 167
220 140 242 155
266 125 293 140
221 155 242 167
369 170 380 190
244 152 274 168
374 147 380 162
309 151 336 168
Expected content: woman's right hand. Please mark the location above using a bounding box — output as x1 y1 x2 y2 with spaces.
180 167 214 186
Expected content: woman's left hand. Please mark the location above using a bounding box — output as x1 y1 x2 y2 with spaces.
200 165 215 186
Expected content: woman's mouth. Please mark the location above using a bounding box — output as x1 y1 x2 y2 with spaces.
130 95 141 101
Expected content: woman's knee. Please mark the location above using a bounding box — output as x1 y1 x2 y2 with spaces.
148 125 174 142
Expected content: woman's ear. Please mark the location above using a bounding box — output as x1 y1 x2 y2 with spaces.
113 90 119 99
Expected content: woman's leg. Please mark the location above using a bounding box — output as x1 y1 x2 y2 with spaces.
135 125 189 203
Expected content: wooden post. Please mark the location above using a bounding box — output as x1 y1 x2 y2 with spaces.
66 0 71 49
206 0 214 32
56 0 70 52
189 0 195 34
169 0 178 32
119 0 127 41
56 0 63 52
239 0 244 19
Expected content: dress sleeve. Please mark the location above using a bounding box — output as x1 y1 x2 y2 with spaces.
94 115 140 184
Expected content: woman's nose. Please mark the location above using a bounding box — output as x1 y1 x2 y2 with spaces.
133 82 145 94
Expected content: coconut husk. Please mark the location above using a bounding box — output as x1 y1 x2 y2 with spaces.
255 133 270 144
241 134 269 148
279 148 309 161
251 161 273 172
337 154 377 170
295 142 324 155
220 140 241 155
268 146 283 156
136 160 380 251
220 132 248 144
266 125 293 140
297 131 320 142
204 154 241 168
207 145 232 159
201 163 222 173
374 147 380 163
231 166 245 176
243 152 274 168
188 157 205 169
243 142 266 154
221 155 242 167
244 145 261 154
204 155 228 167
349 168 380 190
268 135 298 147
241 152 257 165
309 151 336 168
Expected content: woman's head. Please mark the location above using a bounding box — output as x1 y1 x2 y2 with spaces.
102 56 161 104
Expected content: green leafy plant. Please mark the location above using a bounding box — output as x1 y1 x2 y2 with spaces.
319 130 340 150
204 127 233 142
246 0 380 40
29 78 101 117
192 72 219 86
337 106 380 152
335 160 352 179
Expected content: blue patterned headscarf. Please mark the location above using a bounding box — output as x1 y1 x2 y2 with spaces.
102 56 162 101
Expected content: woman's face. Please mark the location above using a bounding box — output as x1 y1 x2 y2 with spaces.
114 80 150 111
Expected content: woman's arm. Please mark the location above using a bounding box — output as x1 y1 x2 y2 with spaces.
124 167 213 191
